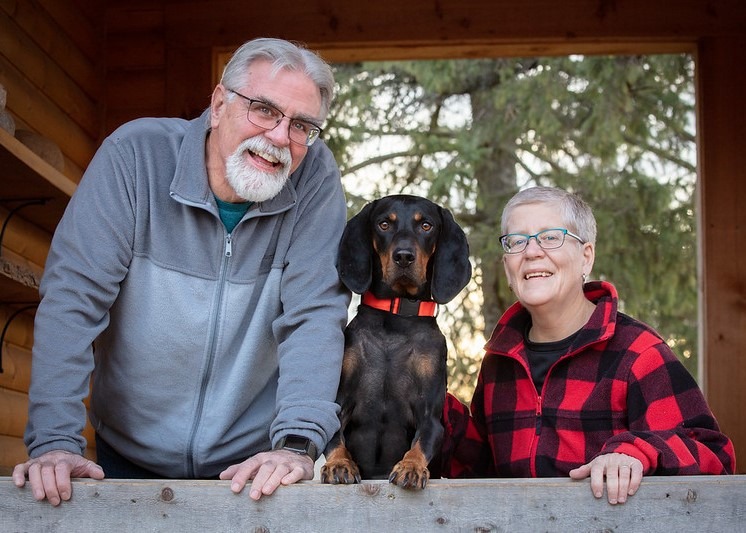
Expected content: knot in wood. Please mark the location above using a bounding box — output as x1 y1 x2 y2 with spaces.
160 487 175 502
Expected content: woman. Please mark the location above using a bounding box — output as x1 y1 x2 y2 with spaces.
442 186 735 504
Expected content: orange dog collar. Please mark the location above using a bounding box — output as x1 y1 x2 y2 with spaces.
361 291 438 317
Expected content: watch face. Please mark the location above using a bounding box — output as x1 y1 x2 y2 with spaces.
283 435 310 453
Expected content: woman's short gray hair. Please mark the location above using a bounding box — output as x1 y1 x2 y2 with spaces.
500 186 597 245
220 37 335 120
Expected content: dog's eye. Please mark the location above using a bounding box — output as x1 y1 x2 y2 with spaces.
421 222 433 232
378 221 390 231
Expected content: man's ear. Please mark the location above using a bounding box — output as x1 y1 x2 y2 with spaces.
210 84 229 128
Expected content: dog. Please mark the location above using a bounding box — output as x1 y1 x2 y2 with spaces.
320 194 471 489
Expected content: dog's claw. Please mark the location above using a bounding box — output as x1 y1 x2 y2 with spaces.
321 461 361 485
389 462 429 490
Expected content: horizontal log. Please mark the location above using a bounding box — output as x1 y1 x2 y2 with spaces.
0 475 744 532
0 55 96 175
0 388 26 436
0 204 55 268
0 341 32 392
37 0 102 66
0 1 101 99
0 126 76 237
0 435 26 474
0 257 40 303
0 11 100 139
0 306 35 350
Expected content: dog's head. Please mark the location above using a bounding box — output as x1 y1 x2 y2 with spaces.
338 195 471 303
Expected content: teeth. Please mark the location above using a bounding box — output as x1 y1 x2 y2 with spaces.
253 150 280 164
525 272 551 280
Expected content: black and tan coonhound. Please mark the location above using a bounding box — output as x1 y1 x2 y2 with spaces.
321 194 471 489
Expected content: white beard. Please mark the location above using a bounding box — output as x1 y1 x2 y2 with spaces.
225 136 293 202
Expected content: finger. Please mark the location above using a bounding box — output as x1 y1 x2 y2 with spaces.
54 462 74 502
588 461 606 499
39 463 63 506
227 461 259 494
83 460 105 480
12 462 29 487
629 463 644 495
568 463 590 479
605 465 620 504
218 464 240 481
616 465 631 503
27 463 47 502
251 460 292 500
280 458 313 485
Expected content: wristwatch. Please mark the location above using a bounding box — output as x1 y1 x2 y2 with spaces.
275 434 318 461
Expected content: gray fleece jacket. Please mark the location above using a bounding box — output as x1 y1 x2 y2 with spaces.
25 109 350 478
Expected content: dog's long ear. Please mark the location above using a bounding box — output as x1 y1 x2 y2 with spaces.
431 207 472 304
337 200 377 294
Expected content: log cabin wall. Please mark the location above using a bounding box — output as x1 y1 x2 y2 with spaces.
0 0 744 475
0 0 105 474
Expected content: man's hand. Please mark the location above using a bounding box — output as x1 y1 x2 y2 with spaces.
219 449 315 501
569 452 644 504
12 450 105 506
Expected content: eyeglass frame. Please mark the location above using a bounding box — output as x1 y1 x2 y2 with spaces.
499 228 586 254
225 88 324 147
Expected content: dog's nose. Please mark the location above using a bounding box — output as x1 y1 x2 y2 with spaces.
393 248 415 267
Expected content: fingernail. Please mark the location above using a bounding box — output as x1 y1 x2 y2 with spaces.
231 482 240 493
250 489 260 500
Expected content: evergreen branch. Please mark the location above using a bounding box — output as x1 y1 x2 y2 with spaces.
621 133 696 173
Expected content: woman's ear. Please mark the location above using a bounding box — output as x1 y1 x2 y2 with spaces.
582 241 595 280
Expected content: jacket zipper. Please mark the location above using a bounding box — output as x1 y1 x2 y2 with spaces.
530 394 542 477
185 232 233 477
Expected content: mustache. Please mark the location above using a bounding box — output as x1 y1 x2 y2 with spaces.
239 135 292 167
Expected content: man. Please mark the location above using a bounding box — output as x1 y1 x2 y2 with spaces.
13 38 350 505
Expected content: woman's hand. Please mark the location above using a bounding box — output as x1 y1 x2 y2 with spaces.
569 452 643 504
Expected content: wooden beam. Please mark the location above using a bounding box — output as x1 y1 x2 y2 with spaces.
697 34 746 471
1 476 745 531
155 0 746 49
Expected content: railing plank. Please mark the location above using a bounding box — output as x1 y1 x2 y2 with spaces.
1 476 745 532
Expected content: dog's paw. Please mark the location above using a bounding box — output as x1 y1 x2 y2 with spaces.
389 459 430 490
320 460 362 485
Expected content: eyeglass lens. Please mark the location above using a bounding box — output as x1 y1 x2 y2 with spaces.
502 229 567 253
247 101 320 146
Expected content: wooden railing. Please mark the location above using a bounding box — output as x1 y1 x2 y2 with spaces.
2 475 745 532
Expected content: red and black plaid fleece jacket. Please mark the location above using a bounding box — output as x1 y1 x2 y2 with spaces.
441 281 735 478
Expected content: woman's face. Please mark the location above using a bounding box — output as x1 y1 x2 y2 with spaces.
502 202 594 313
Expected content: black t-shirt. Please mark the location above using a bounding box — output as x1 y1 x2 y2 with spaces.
524 323 580 393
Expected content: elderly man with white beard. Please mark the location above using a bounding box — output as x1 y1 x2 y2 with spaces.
13 38 350 507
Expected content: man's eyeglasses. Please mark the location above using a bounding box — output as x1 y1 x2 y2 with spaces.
226 89 323 147
499 228 585 254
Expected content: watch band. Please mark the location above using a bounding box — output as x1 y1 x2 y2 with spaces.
275 434 318 461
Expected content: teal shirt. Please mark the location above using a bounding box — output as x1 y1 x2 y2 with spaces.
214 195 252 233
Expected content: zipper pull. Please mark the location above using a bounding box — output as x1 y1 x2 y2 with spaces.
535 395 542 435
225 234 233 257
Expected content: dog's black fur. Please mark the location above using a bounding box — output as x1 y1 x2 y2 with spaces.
321 194 471 489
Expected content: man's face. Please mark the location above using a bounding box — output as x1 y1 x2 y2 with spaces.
209 59 323 202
